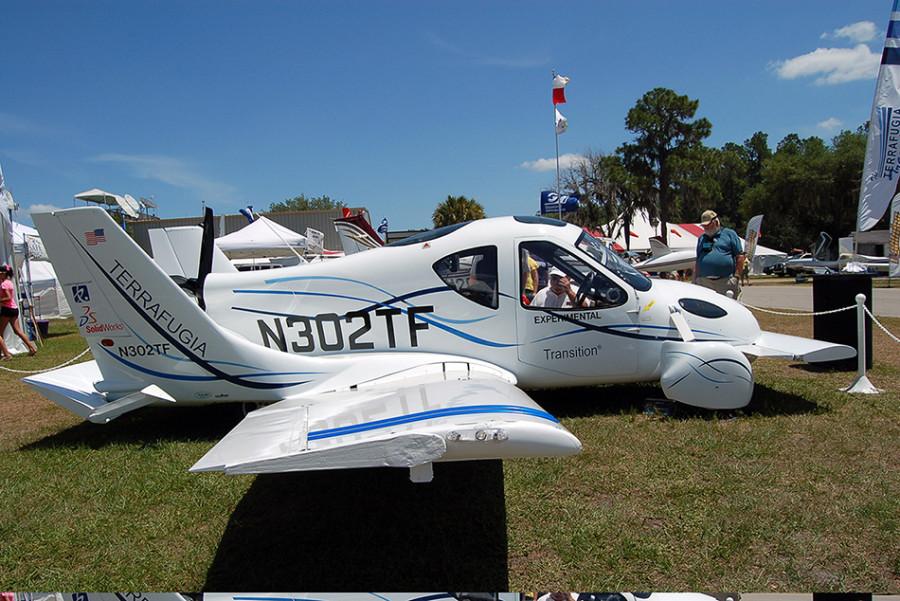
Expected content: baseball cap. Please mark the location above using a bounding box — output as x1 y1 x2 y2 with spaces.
549 267 566 278
700 210 718 225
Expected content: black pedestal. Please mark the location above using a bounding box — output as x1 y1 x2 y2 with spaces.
812 274 872 370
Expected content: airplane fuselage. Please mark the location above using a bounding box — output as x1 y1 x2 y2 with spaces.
203 218 761 389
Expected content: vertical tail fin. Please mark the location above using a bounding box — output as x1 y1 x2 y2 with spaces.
32 207 316 401
648 237 671 258
333 213 384 255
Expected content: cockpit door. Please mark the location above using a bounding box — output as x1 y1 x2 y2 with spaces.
514 239 639 387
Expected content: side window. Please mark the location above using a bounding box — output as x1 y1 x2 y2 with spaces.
433 246 498 309
521 241 626 310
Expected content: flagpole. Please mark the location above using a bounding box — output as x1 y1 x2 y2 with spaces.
555 114 561 220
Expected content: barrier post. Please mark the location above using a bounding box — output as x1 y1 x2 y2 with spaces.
844 293 880 394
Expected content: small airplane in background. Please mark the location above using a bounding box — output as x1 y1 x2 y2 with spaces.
333 209 385 255
634 215 765 275
25 208 853 482
779 232 839 276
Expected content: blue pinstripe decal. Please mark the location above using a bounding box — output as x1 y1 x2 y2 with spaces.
532 327 591 342
70 232 310 390
234 286 494 325
101 347 218 381
308 404 558 440
101 347 317 384
233 598 323 601
232 305 517 348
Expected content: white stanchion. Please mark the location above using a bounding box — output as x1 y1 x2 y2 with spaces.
844 293 881 394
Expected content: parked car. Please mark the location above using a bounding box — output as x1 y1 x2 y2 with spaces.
764 262 786 276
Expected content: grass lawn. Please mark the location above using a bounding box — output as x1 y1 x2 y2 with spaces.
0 316 898 591
748 276 898 288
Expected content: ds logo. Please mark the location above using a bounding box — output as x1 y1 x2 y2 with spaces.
72 285 90 303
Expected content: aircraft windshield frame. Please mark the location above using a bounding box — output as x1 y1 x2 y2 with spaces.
576 231 652 292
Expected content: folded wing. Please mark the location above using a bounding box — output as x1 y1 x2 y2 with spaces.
736 330 855 362
191 376 580 481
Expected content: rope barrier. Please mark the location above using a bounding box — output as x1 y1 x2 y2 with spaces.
0 347 92 374
739 301 900 343
864 305 900 343
739 301 857 316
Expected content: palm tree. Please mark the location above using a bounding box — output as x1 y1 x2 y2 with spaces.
432 195 485 228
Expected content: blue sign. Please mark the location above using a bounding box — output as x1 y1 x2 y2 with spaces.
377 218 389 235
540 191 580 215
72 284 90 303
239 206 255 223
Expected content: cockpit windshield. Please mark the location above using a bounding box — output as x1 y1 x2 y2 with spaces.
576 232 652 291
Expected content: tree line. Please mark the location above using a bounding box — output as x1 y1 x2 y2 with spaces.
562 87 871 252
267 87 874 253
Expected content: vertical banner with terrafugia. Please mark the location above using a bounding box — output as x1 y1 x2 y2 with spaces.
857 0 900 275
744 214 763 262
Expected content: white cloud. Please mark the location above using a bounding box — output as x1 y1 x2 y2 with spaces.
0 112 53 136
91 153 236 204
425 31 548 68
817 117 843 131
773 43 880 84
520 154 586 172
821 21 878 43
27 203 65 215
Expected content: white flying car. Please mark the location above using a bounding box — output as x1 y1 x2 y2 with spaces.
25 208 853 481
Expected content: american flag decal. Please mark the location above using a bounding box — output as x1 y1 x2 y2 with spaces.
85 228 106 245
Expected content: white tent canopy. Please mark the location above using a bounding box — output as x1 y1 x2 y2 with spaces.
215 216 308 259
605 211 699 251
604 211 785 256
3 217 72 320
74 187 139 218
23 260 71 319
605 210 786 273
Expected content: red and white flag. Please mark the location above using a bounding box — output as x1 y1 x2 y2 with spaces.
552 73 570 105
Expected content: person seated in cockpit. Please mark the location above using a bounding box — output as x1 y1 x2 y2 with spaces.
465 255 498 307
531 267 577 308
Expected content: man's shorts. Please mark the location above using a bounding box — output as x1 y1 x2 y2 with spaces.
696 275 741 298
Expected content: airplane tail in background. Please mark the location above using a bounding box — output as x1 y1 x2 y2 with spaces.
148 224 237 278
334 212 384 255
647 237 671 258
813 231 833 260
27 208 319 420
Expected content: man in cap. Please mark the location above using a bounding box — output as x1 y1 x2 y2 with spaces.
532 267 578 308
693 209 745 298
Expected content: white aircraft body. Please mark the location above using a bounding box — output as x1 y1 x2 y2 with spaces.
633 239 697 273
26 208 853 481
838 252 890 273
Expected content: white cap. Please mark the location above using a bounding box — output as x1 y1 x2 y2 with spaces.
549 267 566 278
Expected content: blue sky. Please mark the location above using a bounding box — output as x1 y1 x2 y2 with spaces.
0 0 892 229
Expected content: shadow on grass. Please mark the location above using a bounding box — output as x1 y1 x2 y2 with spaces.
788 362 857 374
203 460 508 590
531 381 821 419
530 383 661 418
742 382 823 416
21 405 242 450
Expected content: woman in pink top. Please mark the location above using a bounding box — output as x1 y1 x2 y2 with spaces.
0 264 37 359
